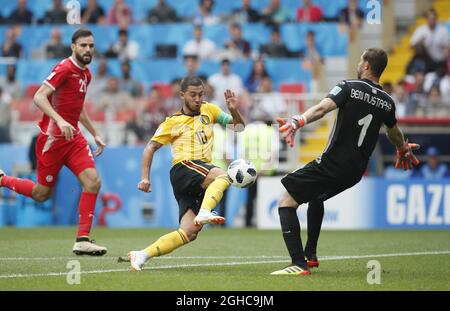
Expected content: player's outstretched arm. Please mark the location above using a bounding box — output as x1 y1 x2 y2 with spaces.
224 89 245 132
33 84 76 140
386 124 420 170
138 141 162 193
276 98 337 147
79 106 106 156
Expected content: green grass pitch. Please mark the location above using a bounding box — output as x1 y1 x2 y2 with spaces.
0 227 449 290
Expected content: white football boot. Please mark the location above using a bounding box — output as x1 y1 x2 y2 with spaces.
73 239 107 256
127 250 148 271
193 208 225 226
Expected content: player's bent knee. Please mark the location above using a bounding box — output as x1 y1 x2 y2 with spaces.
278 192 298 208
85 177 101 193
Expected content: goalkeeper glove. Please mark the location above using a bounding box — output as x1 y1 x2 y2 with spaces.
276 115 307 147
395 140 420 170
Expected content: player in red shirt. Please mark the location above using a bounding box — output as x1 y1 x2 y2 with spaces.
0 29 107 256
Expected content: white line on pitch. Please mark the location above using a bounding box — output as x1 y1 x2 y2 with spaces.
0 255 286 261
0 250 449 279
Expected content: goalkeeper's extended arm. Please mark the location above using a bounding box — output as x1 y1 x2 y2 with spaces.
276 98 338 147
386 124 420 170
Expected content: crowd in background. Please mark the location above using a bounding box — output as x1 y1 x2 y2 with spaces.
0 0 449 172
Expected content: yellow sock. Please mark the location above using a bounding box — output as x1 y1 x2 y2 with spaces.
143 229 189 258
200 174 231 211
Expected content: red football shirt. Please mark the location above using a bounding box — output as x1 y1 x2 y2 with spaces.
39 56 92 137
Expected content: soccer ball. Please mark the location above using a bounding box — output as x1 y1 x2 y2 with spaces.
227 159 257 188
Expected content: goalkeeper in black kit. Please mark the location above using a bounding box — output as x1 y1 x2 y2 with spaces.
271 48 420 275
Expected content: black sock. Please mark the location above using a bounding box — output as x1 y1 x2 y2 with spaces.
305 199 324 258
278 207 306 267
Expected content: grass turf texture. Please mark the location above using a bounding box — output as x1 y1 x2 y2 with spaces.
0 228 449 290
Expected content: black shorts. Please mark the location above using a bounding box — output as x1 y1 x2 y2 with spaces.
281 159 363 205
170 160 217 222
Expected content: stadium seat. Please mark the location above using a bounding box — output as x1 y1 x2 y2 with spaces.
152 83 172 99
155 44 177 58
12 99 42 122
279 83 306 113
84 101 105 122
25 84 40 98
279 83 305 94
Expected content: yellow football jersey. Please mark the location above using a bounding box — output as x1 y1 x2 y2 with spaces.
151 102 232 165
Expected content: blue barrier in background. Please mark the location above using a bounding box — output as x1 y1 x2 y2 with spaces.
0 144 247 228
2 144 449 229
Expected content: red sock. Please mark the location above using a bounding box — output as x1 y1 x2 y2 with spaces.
77 192 98 238
0 175 35 197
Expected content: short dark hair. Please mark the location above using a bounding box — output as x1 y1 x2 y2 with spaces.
363 48 388 78
180 76 204 92
72 28 93 44
426 8 437 18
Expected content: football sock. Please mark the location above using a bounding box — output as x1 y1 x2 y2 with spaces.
279 207 306 267
200 174 231 211
305 199 324 258
77 192 98 238
143 229 189 258
0 175 35 198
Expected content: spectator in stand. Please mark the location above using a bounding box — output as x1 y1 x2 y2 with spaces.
223 23 251 59
106 28 139 60
231 0 260 23
424 66 450 98
259 28 290 58
147 0 178 23
81 0 106 24
407 71 428 115
382 81 393 95
108 0 132 27
86 57 109 101
296 0 323 23
182 54 204 78
410 8 449 68
339 0 364 29
391 81 413 117
419 85 449 117
163 79 183 116
198 74 215 102
245 59 269 93
1 28 23 58
415 147 450 179
119 61 143 98
194 0 221 25
302 30 323 93
446 43 450 75
261 0 290 25
125 87 165 144
45 28 71 59
208 59 245 110
253 76 286 120
182 25 217 60
406 42 435 76
41 0 67 24
0 64 23 99
95 77 134 129
8 0 33 24
0 87 12 143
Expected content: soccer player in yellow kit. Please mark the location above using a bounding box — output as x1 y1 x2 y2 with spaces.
126 76 245 271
